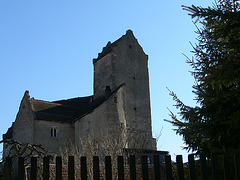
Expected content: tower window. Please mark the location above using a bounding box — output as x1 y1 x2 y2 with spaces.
87 121 90 132
51 128 57 138
105 86 111 98
114 97 117 103
120 123 124 128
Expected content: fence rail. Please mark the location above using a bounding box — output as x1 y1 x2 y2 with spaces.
2 153 240 180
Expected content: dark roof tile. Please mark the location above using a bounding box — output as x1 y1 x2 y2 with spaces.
30 84 125 123
30 96 105 123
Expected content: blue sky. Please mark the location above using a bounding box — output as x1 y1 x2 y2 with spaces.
0 0 213 161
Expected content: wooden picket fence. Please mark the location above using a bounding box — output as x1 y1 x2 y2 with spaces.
3 153 240 179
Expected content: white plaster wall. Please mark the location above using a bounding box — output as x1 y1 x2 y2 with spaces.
34 120 73 154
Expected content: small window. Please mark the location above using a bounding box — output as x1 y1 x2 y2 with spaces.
114 97 117 103
148 157 151 164
120 123 124 128
51 128 57 138
87 121 90 132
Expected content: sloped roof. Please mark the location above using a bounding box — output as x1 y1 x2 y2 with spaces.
3 95 107 139
31 96 105 123
30 83 125 123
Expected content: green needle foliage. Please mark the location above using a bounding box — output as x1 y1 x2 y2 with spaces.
166 0 240 156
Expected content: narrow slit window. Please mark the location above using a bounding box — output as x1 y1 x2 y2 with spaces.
51 128 57 138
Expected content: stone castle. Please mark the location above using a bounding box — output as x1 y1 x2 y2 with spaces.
3 30 156 155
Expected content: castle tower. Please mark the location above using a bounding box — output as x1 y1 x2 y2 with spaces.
93 30 155 149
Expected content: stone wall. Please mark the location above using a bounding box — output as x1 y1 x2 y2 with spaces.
12 91 34 144
4 30 156 158
38 164 166 180
93 30 154 150
34 120 73 155
74 87 123 148
93 53 114 99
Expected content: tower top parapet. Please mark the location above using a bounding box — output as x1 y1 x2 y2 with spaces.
93 29 136 64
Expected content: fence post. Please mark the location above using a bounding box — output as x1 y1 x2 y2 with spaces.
142 155 149 180
234 153 240 180
18 157 25 180
56 156 62 180
200 155 208 180
43 156 49 180
211 154 219 180
68 156 75 180
117 156 124 180
188 154 196 180
165 155 173 180
154 155 161 180
105 156 112 180
130 155 136 180
176 155 185 180
5 157 12 180
81 156 87 180
31 157 37 180
223 153 232 180
93 156 99 180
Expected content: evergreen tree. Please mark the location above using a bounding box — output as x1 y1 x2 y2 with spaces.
166 0 240 155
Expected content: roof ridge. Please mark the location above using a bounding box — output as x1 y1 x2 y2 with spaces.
52 95 93 103
31 98 62 106
73 83 126 122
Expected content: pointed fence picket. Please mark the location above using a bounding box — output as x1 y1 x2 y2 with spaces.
3 153 240 180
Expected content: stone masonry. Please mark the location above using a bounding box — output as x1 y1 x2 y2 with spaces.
3 30 156 156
